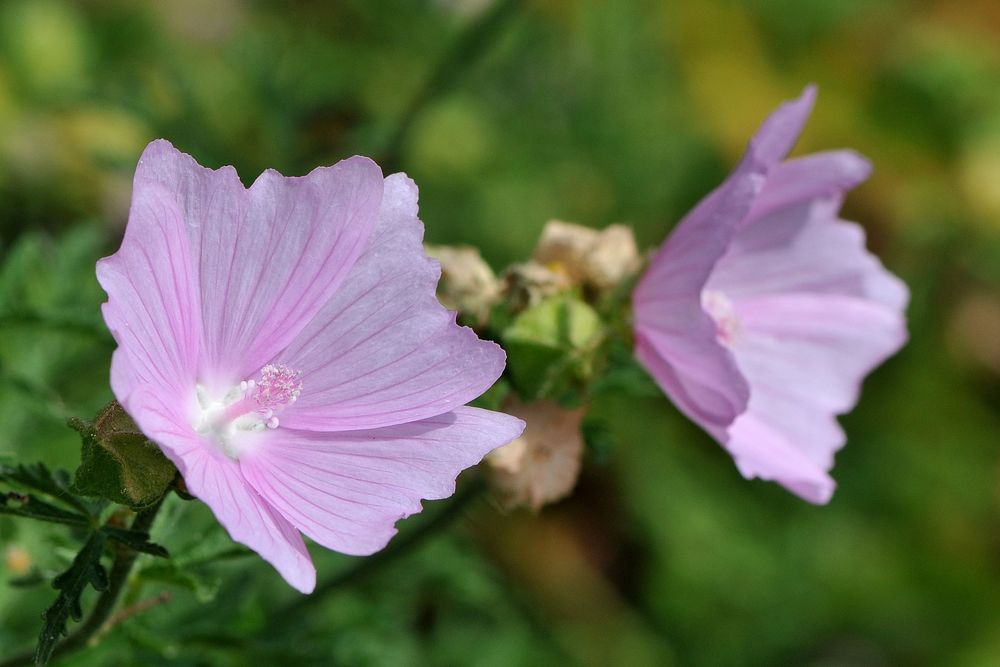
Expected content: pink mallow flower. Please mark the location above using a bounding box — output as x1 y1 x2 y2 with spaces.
97 140 525 592
632 87 908 504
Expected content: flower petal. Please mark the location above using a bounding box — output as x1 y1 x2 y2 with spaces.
735 293 907 414
276 174 506 431
749 149 872 220
721 292 907 502
133 140 384 387
632 86 909 505
748 85 816 168
709 201 910 311
97 181 202 403
125 386 316 593
239 407 525 555
725 413 837 504
632 161 763 429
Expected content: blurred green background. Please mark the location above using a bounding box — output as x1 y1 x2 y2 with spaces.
1 0 1000 665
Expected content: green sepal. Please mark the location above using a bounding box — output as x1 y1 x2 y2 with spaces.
501 295 603 399
70 402 177 510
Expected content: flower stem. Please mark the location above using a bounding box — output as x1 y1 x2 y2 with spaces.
0 496 166 667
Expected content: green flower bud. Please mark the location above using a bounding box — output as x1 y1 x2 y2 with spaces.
70 401 177 510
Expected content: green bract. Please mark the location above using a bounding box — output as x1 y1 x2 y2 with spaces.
70 401 177 510
501 295 603 400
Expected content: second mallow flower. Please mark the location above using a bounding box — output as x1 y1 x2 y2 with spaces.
632 86 908 504
98 141 525 592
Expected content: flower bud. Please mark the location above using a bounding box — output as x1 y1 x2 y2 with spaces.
486 398 585 511
70 401 177 510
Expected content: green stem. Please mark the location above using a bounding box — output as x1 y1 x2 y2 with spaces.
379 0 524 171
0 497 166 667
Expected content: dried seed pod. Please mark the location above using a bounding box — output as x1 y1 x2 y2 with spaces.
487 398 585 511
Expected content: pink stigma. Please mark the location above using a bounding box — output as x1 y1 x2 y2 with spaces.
701 290 741 346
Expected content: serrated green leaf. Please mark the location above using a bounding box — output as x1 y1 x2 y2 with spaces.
71 402 177 510
0 462 91 514
35 531 108 666
101 526 169 558
0 492 90 527
502 296 603 399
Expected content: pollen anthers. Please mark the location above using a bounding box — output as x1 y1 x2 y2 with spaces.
254 364 303 413
194 364 302 458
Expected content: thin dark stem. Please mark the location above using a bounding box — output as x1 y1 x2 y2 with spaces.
272 478 486 627
379 0 524 171
0 497 166 667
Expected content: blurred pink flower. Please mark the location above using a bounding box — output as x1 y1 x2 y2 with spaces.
632 87 908 504
98 140 524 592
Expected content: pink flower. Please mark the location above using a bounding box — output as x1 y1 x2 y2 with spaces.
97 140 524 592
632 87 908 504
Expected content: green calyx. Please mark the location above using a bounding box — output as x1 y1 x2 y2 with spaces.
70 401 177 510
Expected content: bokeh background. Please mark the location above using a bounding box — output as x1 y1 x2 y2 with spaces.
2 1 1000 665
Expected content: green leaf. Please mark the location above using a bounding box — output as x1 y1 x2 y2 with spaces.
501 295 603 399
71 402 177 510
35 531 108 666
0 462 91 514
101 526 169 558
0 491 90 527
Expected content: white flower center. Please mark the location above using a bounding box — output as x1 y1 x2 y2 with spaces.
194 364 302 459
701 290 741 346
